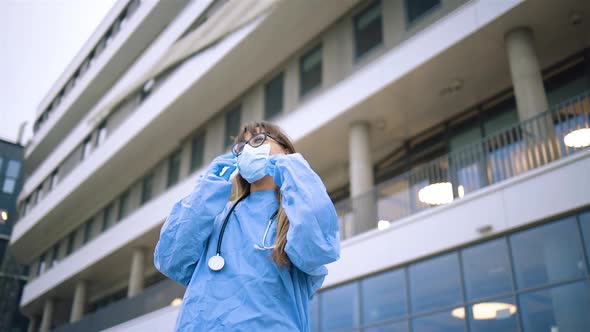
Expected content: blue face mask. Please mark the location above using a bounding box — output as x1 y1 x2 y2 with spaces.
237 143 271 183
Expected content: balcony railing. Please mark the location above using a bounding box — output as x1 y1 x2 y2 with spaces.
52 278 184 332
336 91 590 240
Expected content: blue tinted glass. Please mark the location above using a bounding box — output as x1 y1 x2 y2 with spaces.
510 216 585 289
361 268 407 324
462 238 513 300
321 282 359 331
580 211 590 268
6 160 21 178
364 320 408 332
309 294 319 332
467 297 518 332
409 252 462 313
412 309 466 332
519 280 590 331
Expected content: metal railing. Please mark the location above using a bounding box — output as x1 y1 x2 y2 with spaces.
335 91 590 240
52 279 184 332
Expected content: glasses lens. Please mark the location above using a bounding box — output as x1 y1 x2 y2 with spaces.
233 142 245 155
251 133 266 147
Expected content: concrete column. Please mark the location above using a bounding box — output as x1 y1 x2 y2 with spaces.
39 298 54 332
26 316 38 332
505 27 549 121
505 27 559 164
70 280 88 322
349 121 377 235
128 247 146 297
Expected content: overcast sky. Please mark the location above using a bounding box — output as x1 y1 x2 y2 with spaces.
0 0 117 145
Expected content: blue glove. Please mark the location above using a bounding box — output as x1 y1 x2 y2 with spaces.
205 153 237 181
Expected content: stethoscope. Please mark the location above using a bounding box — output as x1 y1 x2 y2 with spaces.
207 193 280 271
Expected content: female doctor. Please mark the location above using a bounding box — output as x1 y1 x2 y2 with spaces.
153 121 341 331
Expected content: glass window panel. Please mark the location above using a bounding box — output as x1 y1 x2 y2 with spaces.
412 309 466 332
264 72 284 120
519 280 590 332
225 106 241 148
409 252 462 313
361 268 407 324
405 0 440 25
6 160 21 178
467 297 518 332
102 204 113 231
83 218 94 243
300 44 322 97
191 132 206 172
0 157 3 172
167 149 181 188
483 107 518 137
461 238 513 300
3 178 16 194
309 293 319 332
354 0 383 59
141 173 153 205
578 211 590 271
117 191 129 221
510 216 586 289
320 282 360 331
364 320 408 332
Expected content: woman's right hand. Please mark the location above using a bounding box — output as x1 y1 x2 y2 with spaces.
205 153 237 181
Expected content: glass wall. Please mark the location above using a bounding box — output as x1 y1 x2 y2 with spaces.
311 208 590 331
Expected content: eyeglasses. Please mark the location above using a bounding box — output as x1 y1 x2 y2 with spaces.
231 131 286 156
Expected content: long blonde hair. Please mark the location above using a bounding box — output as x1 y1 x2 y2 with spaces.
229 121 296 268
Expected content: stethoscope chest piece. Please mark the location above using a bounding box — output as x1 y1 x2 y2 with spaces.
208 254 225 271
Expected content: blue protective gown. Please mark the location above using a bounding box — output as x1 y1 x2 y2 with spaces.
154 152 341 331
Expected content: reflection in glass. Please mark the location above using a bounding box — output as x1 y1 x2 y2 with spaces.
465 297 518 332
409 253 462 313
364 320 408 332
510 216 585 289
320 282 359 331
579 211 590 268
361 268 407 324
412 310 465 332
461 238 513 300
519 280 590 331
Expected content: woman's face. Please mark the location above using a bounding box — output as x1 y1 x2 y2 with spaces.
242 128 287 156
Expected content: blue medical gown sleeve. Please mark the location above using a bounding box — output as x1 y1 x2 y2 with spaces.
266 153 341 276
153 173 232 286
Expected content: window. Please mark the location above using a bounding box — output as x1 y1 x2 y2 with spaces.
3 160 21 194
405 0 440 25
49 243 60 268
37 253 46 275
264 72 284 120
412 310 465 332
361 268 407 324
467 296 518 331
140 79 156 101
66 231 75 255
83 218 94 243
191 132 206 172
519 280 590 331
409 252 462 313
510 216 585 289
353 0 383 60
117 191 130 221
299 44 322 97
81 135 92 161
96 120 108 146
461 238 513 300
167 149 182 188
141 173 153 205
50 169 59 190
225 106 241 149
320 282 360 331
102 204 113 231
581 211 590 266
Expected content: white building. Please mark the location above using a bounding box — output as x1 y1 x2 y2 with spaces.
9 0 590 331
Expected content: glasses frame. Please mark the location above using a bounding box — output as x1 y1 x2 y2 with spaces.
232 131 286 156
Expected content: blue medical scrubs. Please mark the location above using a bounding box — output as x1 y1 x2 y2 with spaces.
154 153 341 331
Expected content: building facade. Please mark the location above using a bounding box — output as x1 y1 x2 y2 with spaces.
9 0 590 331
0 138 28 332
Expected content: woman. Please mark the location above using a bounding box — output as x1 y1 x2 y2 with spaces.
154 121 341 331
